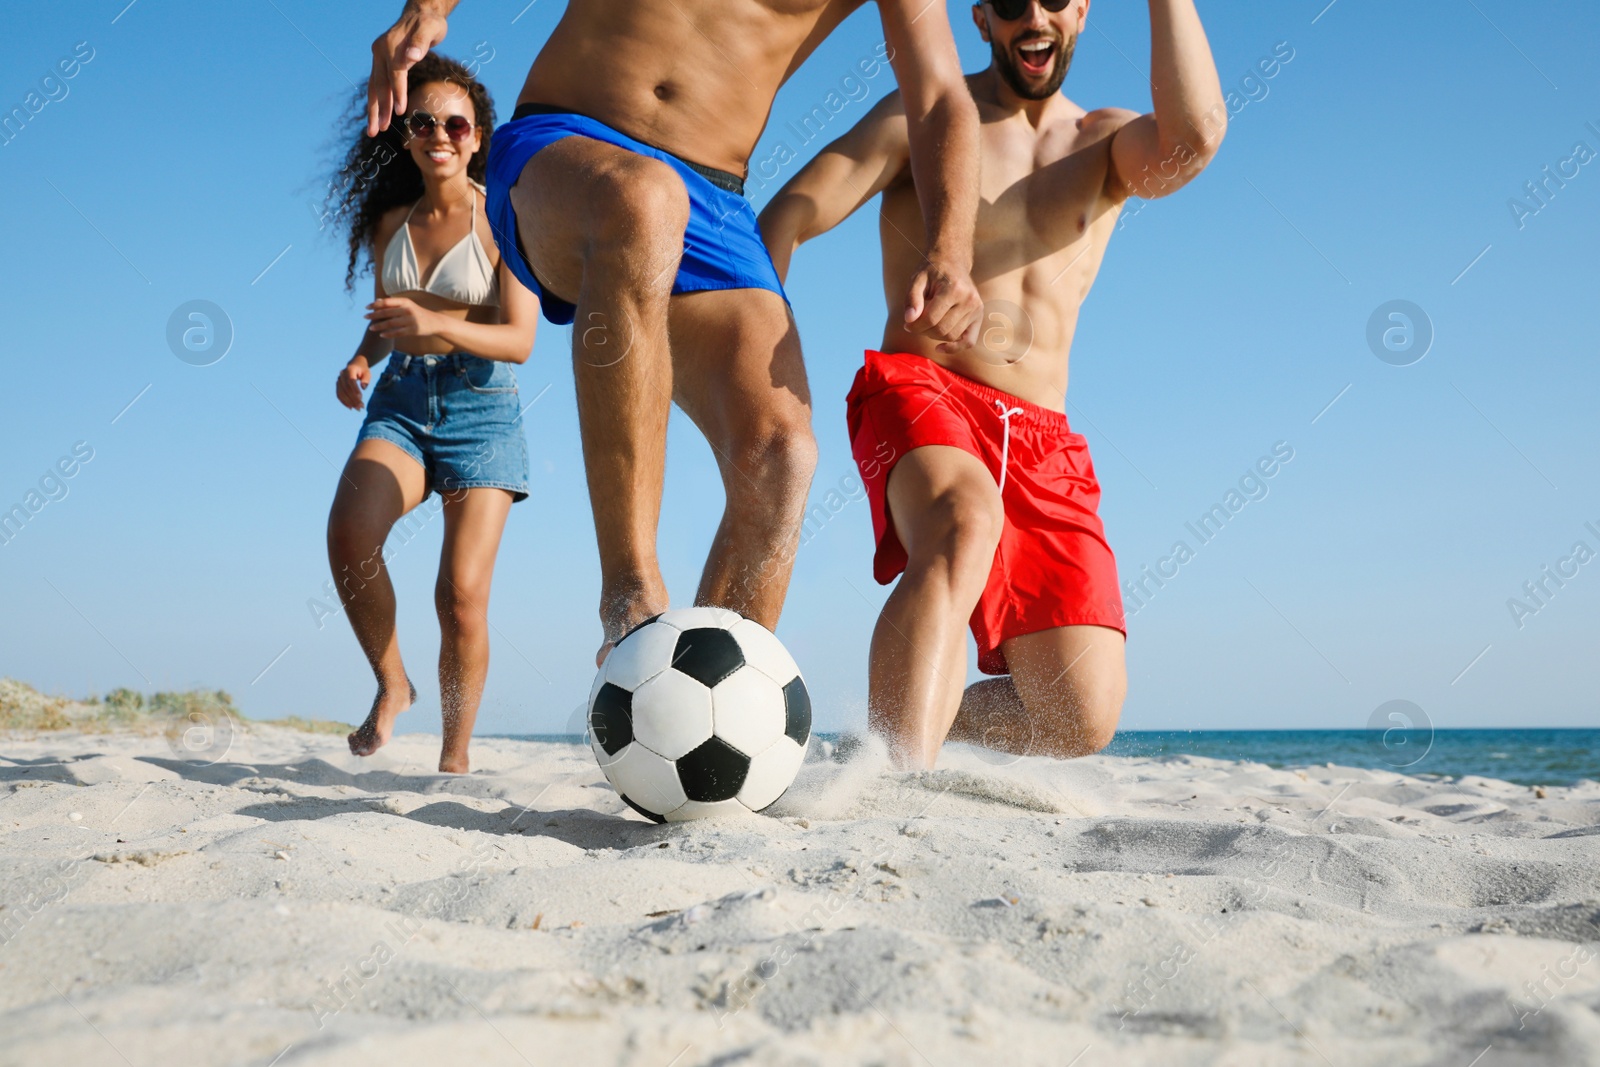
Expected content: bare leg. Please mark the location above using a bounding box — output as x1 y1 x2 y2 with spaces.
509 138 689 657
433 487 515 774
867 446 1004 770
950 625 1127 758
327 439 427 756
668 289 818 628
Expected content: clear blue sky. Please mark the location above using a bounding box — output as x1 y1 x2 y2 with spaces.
2 1 1597 738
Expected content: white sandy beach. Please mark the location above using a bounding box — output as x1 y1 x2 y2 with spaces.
2 725 1598 1067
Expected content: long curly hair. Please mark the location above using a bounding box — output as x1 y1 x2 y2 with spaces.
325 53 497 291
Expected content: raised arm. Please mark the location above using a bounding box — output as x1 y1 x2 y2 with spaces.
1105 0 1227 202
758 95 911 283
367 1 460 136
878 0 983 352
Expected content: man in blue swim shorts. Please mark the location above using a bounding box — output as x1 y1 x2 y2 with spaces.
366 0 984 659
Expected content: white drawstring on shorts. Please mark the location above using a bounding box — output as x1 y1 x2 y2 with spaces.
994 400 1024 494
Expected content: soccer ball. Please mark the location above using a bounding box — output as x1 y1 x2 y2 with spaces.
587 607 811 822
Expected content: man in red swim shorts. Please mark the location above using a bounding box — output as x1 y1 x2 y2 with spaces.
762 0 1225 767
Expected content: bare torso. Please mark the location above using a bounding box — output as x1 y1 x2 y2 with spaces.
374 191 503 356
879 76 1132 410
518 0 866 174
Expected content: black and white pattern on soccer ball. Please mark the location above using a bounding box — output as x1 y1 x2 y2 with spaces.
587 606 812 823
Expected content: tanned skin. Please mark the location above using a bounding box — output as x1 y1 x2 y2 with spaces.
762 0 1226 768
329 81 541 773
366 1 986 661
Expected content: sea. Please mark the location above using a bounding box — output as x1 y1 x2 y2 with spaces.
1101 729 1600 787
505 728 1599 787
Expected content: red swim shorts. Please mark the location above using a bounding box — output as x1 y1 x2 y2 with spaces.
845 350 1125 675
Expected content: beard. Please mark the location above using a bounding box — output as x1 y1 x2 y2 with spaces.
992 31 1076 100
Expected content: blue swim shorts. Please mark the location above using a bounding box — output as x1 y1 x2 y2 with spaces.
484 104 787 326
357 353 530 502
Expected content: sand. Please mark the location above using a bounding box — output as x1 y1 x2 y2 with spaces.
2 726 1598 1067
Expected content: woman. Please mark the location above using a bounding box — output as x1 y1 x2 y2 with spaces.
325 54 538 774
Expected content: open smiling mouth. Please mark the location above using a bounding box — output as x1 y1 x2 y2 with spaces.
1016 38 1057 76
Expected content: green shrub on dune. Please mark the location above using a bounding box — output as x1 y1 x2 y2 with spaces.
0 678 78 730
0 678 349 734
268 716 354 736
103 687 144 719
149 687 237 723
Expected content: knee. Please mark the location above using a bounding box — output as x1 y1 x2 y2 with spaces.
435 579 490 635
1073 701 1121 755
1078 667 1126 753
1036 672 1125 756
730 410 818 502
911 490 1005 585
326 515 385 572
588 160 689 270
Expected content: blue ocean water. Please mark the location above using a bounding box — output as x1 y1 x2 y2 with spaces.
1101 729 1600 787
507 729 1600 787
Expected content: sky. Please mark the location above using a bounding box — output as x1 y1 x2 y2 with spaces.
1 1 1597 741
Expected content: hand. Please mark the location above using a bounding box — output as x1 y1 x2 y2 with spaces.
367 5 450 136
366 297 443 340
337 358 371 411
904 259 983 353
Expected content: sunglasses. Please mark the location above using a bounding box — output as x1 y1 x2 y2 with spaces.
404 111 475 142
982 0 1073 20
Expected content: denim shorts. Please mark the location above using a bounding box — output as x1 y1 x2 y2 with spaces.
357 353 530 502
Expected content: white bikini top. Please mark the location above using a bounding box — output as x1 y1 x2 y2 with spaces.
380 181 500 307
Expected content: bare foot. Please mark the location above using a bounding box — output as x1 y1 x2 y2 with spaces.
348 679 416 757
594 610 660 666
438 753 469 774
598 581 668 669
